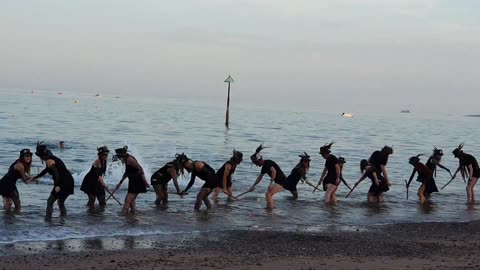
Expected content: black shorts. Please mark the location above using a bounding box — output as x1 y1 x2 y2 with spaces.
150 173 169 186
201 175 218 190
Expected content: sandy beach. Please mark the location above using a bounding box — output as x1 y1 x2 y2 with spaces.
1 220 479 270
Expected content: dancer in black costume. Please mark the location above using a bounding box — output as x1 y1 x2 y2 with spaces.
150 154 184 205
179 154 217 210
283 152 310 200
316 142 341 204
0 149 34 211
33 142 74 217
351 160 388 202
369 146 394 186
113 146 149 215
212 150 243 202
406 154 435 204
248 144 287 209
452 143 480 204
80 146 110 208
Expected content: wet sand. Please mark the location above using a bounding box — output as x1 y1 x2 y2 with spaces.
1 220 480 270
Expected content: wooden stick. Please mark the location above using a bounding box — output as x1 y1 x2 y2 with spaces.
345 184 358 198
236 190 250 198
105 189 122 206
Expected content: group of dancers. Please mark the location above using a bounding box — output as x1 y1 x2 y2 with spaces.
0 141 479 217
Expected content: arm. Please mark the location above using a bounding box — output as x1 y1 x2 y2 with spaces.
381 165 391 185
14 163 32 184
269 167 277 185
33 167 49 181
468 164 474 180
406 168 417 188
183 172 196 194
435 161 451 174
335 164 341 185
46 159 61 192
317 167 328 186
249 174 264 192
167 168 181 193
222 164 234 197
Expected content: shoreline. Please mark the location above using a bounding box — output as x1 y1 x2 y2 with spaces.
1 220 480 269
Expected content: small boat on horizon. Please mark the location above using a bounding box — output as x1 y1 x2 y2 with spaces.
400 110 411 113
342 112 354 118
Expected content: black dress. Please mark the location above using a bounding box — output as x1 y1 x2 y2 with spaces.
260 160 286 186
150 161 178 187
366 168 389 195
0 160 22 198
216 161 237 188
283 164 306 192
423 157 439 195
184 161 217 192
80 160 106 196
323 155 340 191
459 154 480 178
124 155 147 194
42 155 75 197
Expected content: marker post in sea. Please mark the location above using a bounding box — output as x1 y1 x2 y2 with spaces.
224 75 234 127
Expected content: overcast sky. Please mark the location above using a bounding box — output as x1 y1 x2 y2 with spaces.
1 1 479 113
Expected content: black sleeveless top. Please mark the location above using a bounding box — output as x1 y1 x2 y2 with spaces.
260 160 286 185
44 155 75 196
459 153 480 178
285 164 306 188
151 161 178 185
184 161 216 192
324 155 340 182
80 160 106 195
216 161 237 181
0 160 23 195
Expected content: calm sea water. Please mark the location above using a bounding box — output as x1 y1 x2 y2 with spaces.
0 90 479 243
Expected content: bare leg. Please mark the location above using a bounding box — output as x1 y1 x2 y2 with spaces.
153 185 162 205
378 192 385 203
202 188 213 209
467 177 478 204
418 184 426 204
122 194 133 215
11 190 21 211
227 187 234 202
212 187 221 201
162 185 168 204
265 184 283 209
3 197 13 211
331 186 338 203
290 190 298 200
324 184 337 204
97 193 106 207
367 193 377 203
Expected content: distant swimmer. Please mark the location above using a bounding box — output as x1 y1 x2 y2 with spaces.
282 152 310 200
212 149 243 202
316 142 342 204
248 144 287 209
33 142 74 217
452 143 479 204
0 149 34 211
179 154 217 210
80 146 110 208
59 141 65 149
112 146 149 215
150 154 184 205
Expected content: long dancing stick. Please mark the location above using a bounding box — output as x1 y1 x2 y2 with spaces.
345 184 359 198
236 190 251 198
105 189 122 206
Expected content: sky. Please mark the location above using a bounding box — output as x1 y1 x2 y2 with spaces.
1 0 479 113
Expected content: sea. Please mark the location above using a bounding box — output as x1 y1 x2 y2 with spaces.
0 90 479 244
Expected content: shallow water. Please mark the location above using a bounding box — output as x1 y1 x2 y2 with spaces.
0 90 479 243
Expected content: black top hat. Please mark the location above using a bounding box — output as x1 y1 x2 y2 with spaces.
382 146 394 155
319 141 334 155
232 150 243 163
433 146 444 156
250 144 266 164
409 154 422 165
452 143 464 158
338 156 346 163
299 152 311 161
35 141 50 157
97 146 110 155
114 146 128 157
20 149 33 158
